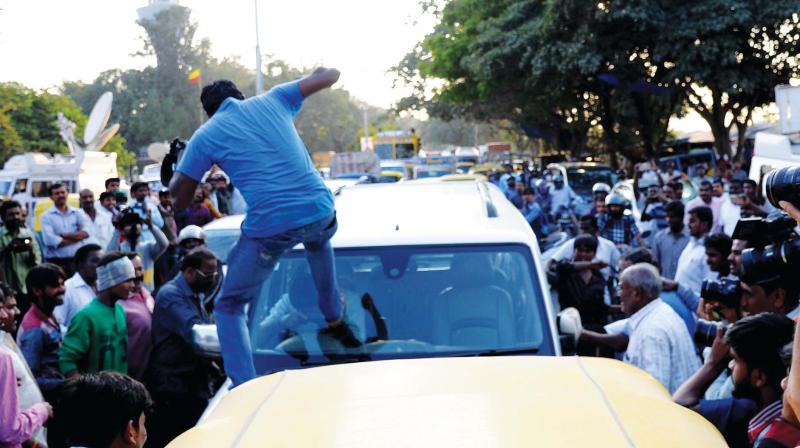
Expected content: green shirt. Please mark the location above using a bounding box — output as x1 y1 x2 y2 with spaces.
59 298 128 375
0 227 41 294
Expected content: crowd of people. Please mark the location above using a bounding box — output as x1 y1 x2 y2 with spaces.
0 175 242 448
523 158 800 447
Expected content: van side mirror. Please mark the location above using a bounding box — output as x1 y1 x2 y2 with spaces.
192 324 221 358
557 308 582 355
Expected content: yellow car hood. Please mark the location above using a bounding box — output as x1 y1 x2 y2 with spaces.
168 357 725 447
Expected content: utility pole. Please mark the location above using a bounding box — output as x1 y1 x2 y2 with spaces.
254 0 264 95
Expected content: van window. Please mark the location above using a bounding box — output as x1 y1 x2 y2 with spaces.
31 180 76 198
13 179 27 194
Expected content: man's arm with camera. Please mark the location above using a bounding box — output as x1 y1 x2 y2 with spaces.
673 325 729 408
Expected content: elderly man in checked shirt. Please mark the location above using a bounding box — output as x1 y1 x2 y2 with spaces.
617 263 701 393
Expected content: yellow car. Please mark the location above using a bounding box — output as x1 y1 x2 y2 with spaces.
168 357 725 447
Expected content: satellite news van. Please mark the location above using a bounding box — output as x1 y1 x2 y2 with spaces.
750 85 800 186
0 92 123 229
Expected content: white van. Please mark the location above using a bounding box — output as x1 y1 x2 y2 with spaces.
749 131 800 187
0 151 120 228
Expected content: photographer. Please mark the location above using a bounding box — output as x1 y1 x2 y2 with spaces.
0 201 40 314
107 208 169 292
673 313 794 448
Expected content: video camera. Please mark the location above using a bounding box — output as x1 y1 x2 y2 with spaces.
160 138 186 187
733 211 800 285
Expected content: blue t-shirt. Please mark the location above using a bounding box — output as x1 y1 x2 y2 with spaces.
177 81 334 237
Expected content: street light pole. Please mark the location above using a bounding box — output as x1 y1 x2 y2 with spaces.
254 0 264 95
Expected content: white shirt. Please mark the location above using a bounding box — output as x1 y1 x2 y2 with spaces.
79 209 114 249
719 197 741 236
674 235 711 295
624 299 702 393
548 185 578 213
550 236 620 280
53 272 96 334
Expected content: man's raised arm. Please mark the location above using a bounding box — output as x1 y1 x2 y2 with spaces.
298 67 341 98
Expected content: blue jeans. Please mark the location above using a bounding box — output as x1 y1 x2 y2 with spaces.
214 214 340 387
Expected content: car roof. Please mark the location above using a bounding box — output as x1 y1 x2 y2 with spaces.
331 181 535 248
557 162 613 169
173 357 726 447
204 181 538 249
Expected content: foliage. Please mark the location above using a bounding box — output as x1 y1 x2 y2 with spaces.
0 83 133 170
62 6 371 157
396 0 800 161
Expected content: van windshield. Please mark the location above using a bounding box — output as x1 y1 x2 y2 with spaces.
0 181 12 197
248 244 553 373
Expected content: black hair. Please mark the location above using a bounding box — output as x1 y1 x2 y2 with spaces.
48 183 65 196
104 177 120 189
725 312 794 391
99 191 115 202
668 181 683 191
664 200 685 217
25 263 66 296
712 178 724 186
522 187 534 196
97 251 130 268
201 80 245 117
75 244 102 268
0 282 16 302
573 234 598 253
59 372 153 448
689 206 713 227
622 247 655 266
158 189 170 197
705 233 733 256
130 182 148 193
743 179 757 188
0 200 22 217
181 247 217 271
579 214 598 229
699 180 712 189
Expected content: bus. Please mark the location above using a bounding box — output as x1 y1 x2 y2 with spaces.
371 130 420 160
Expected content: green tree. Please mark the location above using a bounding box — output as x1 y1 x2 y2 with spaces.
650 0 800 158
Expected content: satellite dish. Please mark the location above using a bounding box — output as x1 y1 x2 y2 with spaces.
87 123 119 152
83 92 113 144
147 142 170 163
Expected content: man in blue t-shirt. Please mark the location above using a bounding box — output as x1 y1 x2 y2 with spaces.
169 68 360 387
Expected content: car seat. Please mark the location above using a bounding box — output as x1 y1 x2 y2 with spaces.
433 253 515 347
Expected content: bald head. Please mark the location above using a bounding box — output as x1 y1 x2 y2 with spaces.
79 189 95 211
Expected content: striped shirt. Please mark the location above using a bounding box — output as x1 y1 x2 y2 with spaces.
748 400 783 443
624 299 701 393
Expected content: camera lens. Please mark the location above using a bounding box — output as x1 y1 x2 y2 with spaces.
764 167 800 209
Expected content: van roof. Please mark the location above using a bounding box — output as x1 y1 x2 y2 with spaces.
204 181 538 249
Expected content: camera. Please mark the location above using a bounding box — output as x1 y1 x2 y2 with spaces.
701 278 741 308
160 138 186 187
764 167 800 209
733 212 800 285
115 208 143 229
695 319 727 347
11 237 31 253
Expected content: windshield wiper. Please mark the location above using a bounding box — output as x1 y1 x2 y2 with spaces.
467 347 541 357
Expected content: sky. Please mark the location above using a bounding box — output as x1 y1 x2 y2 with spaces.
0 0 436 109
0 0 710 132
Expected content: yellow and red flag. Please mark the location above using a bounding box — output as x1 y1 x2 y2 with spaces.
188 69 201 84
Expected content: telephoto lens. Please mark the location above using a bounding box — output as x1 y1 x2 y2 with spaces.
694 320 726 347
764 167 800 209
